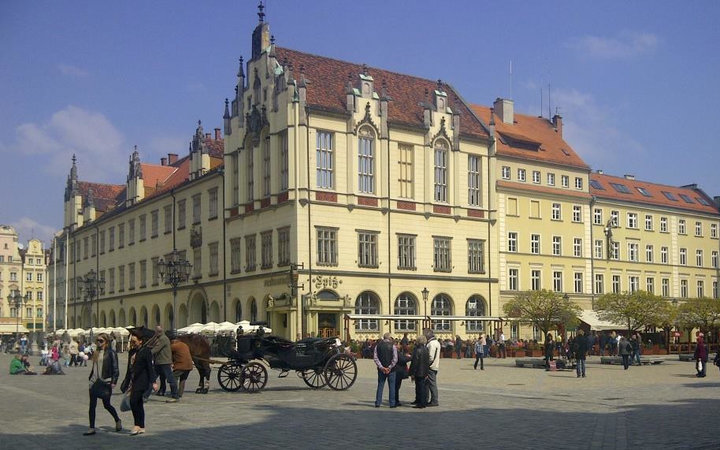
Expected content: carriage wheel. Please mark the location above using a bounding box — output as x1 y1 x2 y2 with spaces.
323 353 357 390
301 368 327 389
217 362 243 392
240 362 268 393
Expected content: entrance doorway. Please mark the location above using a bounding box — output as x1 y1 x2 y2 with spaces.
318 313 338 338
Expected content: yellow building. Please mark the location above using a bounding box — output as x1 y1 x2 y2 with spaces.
222 17 497 341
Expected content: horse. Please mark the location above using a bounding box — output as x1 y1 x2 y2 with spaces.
176 334 212 394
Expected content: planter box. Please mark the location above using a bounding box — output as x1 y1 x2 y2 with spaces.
515 350 526 357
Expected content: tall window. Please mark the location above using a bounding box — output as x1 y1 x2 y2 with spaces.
397 234 416 270
552 236 562 256
358 128 375 193
679 219 686 234
151 257 158 286
612 275 620 293
316 227 338 265
502 166 511 180
431 295 452 331
139 260 147 288
595 274 604 294
261 232 273 269
661 246 668 264
468 239 485 273
680 279 688 298
358 232 378 268
517 168 526 182
572 205 582 222
547 173 555 185
209 242 219 275
696 249 703 267
466 296 486 332
611 210 619 227
594 240 603 259
468 155 481 206
191 194 201 225
394 294 417 332
662 278 669 297
434 140 448 202
532 170 541 184
247 147 255 201
262 137 271 197
151 210 159 237
118 224 125 248
660 217 668 232
398 144 414 199
433 237 451 272
628 243 638 262
712 251 718 269
508 268 519 290
645 215 653 231
278 227 290 266
230 238 242 273
711 223 718 239
245 234 256 271
697 280 705 298
611 242 619 260
208 188 218 220
109 226 115 251
118 265 125 292
553 271 563 292
627 212 638 229
139 215 146 241
531 270 541 290
629 276 639 293
646 245 654 263
574 273 583 293
680 248 687 265
508 232 518 253
128 263 135 290
552 203 561 220
561 175 569 188
316 131 334 189
193 248 202 278
164 205 172 233
573 238 582 257
530 234 540 254
280 132 289 191
646 277 654 294
231 153 239 205
355 292 379 331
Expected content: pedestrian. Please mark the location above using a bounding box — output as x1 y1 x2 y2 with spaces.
619 335 632 370
373 332 398 407
455 335 463 359
121 327 156 435
633 333 642 366
694 334 708 378
424 328 441 407
84 333 122 436
69 339 79 367
544 333 554 370
20 334 28 354
409 335 430 409
497 330 506 358
474 333 486 370
9 352 34 374
394 345 411 406
170 335 193 398
148 325 179 402
574 330 588 378
400 333 409 352
713 346 720 374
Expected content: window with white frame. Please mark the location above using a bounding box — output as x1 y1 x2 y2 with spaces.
573 238 582 257
611 210 619 227
397 234 416 270
612 275 621 293
660 217 668 232
517 168 526 182
561 175 569 188
508 268 519 290
246 147 255 201
628 242 639 262
574 272 583 293
696 249 703 267
530 234 540 254
230 238 242 273
646 277 654 294
680 248 687 265
711 223 718 239
547 173 555 186
572 205 582 222
501 166 511 180
355 292 379 331
629 276 639 293
595 274 604 294
358 231 378 268
552 203 561 220
399 144 414 199
508 232 518 253
698 280 705 298
593 208 603 225
714 281 718 299
594 240 603 259
553 271 563 292
208 188 218 220
468 239 485 273
531 270 541 290
679 219 686 234
627 212 638 229
316 228 337 266
231 153 239 205
680 279 688 298
552 236 562 256
575 177 583 190
662 278 669 297
713 251 718 269
394 294 417 332
695 221 702 237
611 241 620 260
661 246 668 264
468 155 481 206
532 170 540 184
260 232 273 269
645 215 653 231
646 245 654 263
433 237 452 272
466 296 486 332
431 295 453 331
434 140 448 202
262 137 271 197
245 235 256 272
316 131 334 189
358 128 375 194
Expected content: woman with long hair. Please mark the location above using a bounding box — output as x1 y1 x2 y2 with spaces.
121 327 156 436
84 333 121 435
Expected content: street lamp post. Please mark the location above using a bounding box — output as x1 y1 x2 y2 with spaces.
422 287 429 331
158 250 192 333
79 269 105 341
7 289 29 350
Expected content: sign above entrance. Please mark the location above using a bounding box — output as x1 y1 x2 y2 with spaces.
313 275 342 290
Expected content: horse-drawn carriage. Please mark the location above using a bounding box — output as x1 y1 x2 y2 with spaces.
216 329 357 392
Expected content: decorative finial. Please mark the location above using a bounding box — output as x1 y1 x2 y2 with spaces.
437 79 443 90
270 35 275 45
348 71 353 81
72 154 77 165
237 56 245 78
257 1 265 23
362 64 368 76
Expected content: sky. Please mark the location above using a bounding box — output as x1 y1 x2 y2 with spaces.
2 0 719 246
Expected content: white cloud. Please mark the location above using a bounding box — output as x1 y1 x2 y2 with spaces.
11 217 57 246
1 106 128 180
567 31 659 59
58 64 89 78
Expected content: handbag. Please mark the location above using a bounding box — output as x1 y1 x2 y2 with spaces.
120 394 131 412
90 379 111 398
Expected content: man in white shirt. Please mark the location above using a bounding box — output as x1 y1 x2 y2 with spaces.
424 328 441 407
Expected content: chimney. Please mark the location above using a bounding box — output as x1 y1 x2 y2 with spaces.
596 169 603 175
624 174 635 180
161 157 167 166
168 153 178 164
214 128 221 140
552 114 563 136
493 98 514 124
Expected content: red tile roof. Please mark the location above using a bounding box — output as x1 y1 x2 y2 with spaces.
497 180 592 200
140 164 176 189
274 47 489 140
471 105 590 170
590 173 719 215
77 181 124 213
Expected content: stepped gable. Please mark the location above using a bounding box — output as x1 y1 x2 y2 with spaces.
590 173 719 215
275 47 489 140
472 105 589 170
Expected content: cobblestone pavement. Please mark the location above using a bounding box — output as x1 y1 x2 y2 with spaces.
0 352 718 449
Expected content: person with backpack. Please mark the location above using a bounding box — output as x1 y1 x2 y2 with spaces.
619 335 632 370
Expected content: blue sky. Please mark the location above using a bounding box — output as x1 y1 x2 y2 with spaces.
2 0 719 245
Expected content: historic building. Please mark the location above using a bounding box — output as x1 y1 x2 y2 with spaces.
0 225 47 334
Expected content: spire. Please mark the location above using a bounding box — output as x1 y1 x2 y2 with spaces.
223 98 232 136
70 153 77 180
64 154 79 202
237 56 245 79
223 98 230 119
128 146 143 181
257 1 265 23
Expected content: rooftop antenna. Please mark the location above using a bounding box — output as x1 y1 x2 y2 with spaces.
509 60 513 99
540 87 543 118
548 83 552 120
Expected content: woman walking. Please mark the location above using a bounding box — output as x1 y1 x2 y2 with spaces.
121 327 156 435
474 333 486 370
84 333 121 435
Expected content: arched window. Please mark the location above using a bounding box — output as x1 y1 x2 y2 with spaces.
466 295 487 332
358 127 375 194
317 290 338 301
234 300 242 322
250 299 257 323
431 294 452 331
394 293 417 331
434 139 449 202
355 291 379 331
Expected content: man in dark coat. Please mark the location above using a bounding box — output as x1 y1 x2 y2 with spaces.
409 335 430 408
574 329 589 378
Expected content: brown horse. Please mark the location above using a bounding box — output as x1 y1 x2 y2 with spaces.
176 334 212 394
